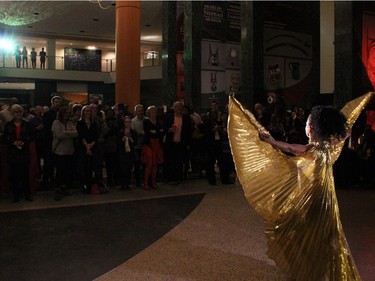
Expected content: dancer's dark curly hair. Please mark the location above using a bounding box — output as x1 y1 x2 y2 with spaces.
309 105 347 142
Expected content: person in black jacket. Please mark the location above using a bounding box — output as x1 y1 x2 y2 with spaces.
163 101 192 185
76 105 100 193
41 95 61 189
2 104 34 202
118 116 137 190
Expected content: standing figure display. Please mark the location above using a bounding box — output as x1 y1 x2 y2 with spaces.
21 46 28 68
30 47 37 69
39 47 46 69
14 46 21 68
228 92 374 281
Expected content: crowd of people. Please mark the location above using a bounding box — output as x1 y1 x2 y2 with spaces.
0 94 373 203
0 96 237 203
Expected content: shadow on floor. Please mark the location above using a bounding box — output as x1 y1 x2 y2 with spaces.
0 194 205 281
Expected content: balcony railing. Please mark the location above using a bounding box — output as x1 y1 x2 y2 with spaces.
0 54 162 72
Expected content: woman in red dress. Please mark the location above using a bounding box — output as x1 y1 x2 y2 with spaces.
142 106 164 190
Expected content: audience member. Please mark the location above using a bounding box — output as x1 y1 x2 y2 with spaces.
204 107 224 186
102 108 120 187
30 105 44 177
118 116 137 190
89 103 108 193
51 106 78 200
131 104 147 187
254 102 271 127
41 95 61 189
21 104 35 121
142 106 165 190
76 105 100 194
2 104 34 202
189 107 206 178
163 101 192 185
217 111 235 184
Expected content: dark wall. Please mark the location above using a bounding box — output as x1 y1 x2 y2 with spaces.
88 83 115 105
140 79 163 109
0 90 33 105
34 81 57 106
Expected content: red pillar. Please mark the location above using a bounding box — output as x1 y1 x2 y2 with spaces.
115 0 140 111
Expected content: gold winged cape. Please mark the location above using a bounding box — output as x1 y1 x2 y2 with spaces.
228 92 374 281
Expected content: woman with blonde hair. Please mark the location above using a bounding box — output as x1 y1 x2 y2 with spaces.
51 106 78 200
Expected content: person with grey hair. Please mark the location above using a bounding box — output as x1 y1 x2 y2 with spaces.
163 101 193 185
131 104 148 187
0 97 19 125
2 104 34 202
141 105 165 190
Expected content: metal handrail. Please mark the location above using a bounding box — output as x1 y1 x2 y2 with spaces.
0 54 162 72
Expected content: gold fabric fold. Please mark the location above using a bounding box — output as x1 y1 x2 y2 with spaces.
228 92 374 281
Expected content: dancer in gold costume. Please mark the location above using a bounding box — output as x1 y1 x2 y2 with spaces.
228 92 374 281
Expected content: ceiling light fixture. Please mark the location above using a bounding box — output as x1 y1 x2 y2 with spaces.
89 0 115 10
0 2 72 26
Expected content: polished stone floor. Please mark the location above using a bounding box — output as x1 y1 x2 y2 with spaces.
1 179 374 281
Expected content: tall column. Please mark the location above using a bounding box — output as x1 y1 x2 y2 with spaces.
184 1 202 111
334 2 369 108
240 1 255 109
115 0 140 110
47 39 56 70
162 1 177 107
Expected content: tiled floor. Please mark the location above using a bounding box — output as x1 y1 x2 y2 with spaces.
1 179 374 281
